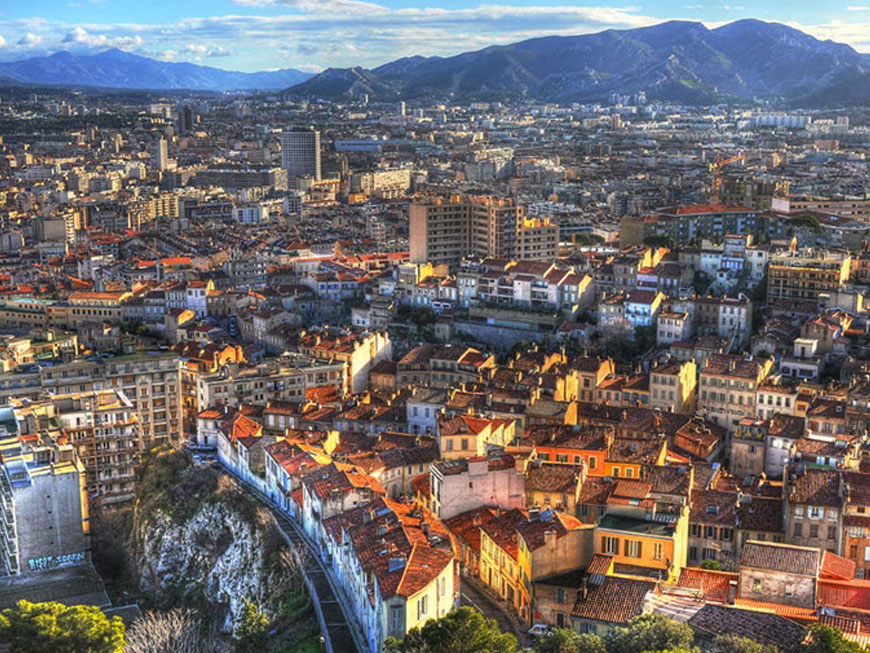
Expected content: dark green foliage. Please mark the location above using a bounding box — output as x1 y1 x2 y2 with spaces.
534 628 606 653
605 614 694 653
710 634 778 653
804 625 868 652
384 606 517 653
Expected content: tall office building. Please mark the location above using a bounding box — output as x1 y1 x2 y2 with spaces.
151 136 168 171
280 127 321 189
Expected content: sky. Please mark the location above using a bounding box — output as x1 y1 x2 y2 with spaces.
0 1 869 73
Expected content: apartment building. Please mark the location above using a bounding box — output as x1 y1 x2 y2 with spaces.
0 406 88 577
49 391 139 504
410 195 558 266
767 248 850 304
698 354 773 431
649 359 697 414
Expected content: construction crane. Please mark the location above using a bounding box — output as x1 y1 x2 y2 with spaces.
709 153 745 205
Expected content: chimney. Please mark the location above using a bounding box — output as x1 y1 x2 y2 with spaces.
421 521 431 538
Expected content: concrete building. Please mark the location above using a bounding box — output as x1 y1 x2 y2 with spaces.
430 454 526 520
767 248 850 305
281 128 321 189
151 136 168 171
410 195 558 266
0 406 88 576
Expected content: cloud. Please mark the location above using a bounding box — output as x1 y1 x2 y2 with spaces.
0 35 5 48
183 43 234 59
61 26 143 51
0 3 868 72
17 33 42 48
847 5 870 9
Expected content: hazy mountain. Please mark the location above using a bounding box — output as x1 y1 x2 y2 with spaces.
0 49 312 91
287 19 870 105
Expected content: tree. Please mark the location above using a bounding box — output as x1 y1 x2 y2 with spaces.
232 598 270 653
534 628 605 653
710 634 778 653
384 606 517 653
804 625 867 653
0 600 125 653
125 608 218 653
700 559 723 571
605 614 694 653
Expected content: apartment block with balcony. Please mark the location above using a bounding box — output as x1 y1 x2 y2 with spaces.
767 248 850 305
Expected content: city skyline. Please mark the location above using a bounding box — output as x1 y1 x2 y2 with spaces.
1 1 870 74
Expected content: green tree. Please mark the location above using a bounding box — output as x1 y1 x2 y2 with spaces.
605 614 694 653
0 600 125 653
700 559 723 571
232 598 270 653
384 606 517 653
804 625 866 653
534 628 605 653
710 634 778 653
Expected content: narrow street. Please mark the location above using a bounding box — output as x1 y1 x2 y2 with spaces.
460 575 533 649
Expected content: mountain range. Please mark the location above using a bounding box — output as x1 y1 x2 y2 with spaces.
287 19 870 106
0 49 312 91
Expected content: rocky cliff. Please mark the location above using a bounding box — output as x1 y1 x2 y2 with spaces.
124 451 298 632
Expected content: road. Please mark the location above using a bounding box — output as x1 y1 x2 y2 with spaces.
460 575 532 649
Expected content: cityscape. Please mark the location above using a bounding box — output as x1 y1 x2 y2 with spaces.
2 3 870 653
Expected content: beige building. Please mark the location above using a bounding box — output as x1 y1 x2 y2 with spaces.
767 248 850 305
698 354 773 431
410 195 558 266
650 359 697 414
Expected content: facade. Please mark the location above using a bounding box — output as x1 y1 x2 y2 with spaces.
281 128 322 188
410 195 558 266
767 248 850 304
430 454 526 520
0 406 88 577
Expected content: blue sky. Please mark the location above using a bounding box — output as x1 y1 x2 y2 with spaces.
0 1 868 72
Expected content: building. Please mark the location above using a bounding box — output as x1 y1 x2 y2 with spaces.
430 454 526 520
281 128 321 188
738 540 820 608
698 354 773 432
767 248 850 305
649 359 697 414
409 195 558 266
0 405 88 576
151 136 168 171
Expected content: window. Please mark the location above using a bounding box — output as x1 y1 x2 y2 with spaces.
602 536 619 554
555 588 566 604
625 540 641 558
794 523 803 537
810 524 819 539
828 526 837 541
752 579 762 593
690 524 701 537
653 542 664 561
589 457 597 470
390 606 403 633
689 546 698 561
625 468 634 479
461 438 468 450
704 525 716 538
417 596 428 620
809 506 823 520
556 612 566 629
612 466 621 477
785 584 794 597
